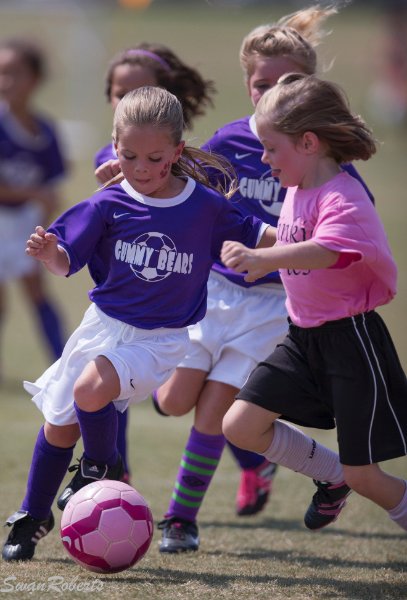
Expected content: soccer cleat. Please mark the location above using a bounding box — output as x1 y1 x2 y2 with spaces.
2 510 55 561
57 454 124 511
158 517 199 553
304 479 351 530
236 460 278 516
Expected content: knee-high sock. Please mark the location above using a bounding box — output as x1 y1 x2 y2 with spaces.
261 420 344 484
116 409 130 475
36 299 65 360
74 402 118 467
227 440 265 469
388 482 407 531
165 427 225 523
21 426 74 520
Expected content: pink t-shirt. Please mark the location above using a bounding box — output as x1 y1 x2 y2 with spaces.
277 171 397 327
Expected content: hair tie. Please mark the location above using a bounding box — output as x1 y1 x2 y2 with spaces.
126 49 171 71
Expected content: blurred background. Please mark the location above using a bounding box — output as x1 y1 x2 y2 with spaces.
0 0 406 384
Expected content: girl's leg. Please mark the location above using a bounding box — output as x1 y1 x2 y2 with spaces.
155 367 208 416
164 380 233 514
57 356 124 510
195 382 277 518
159 380 230 553
117 409 130 481
223 401 344 481
22 423 80 519
21 271 65 360
2 422 80 562
343 464 407 530
223 400 351 529
159 380 275 551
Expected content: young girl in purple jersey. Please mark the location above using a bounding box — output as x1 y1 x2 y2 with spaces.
154 5 375 553
221 73 407 533
93 43 216 483
2 85 275 562
0 38 66 378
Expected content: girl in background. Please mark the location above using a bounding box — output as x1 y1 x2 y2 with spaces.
0 38 66 378
154 5 375 553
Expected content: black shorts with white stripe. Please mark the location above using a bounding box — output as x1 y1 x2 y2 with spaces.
236 311 407 466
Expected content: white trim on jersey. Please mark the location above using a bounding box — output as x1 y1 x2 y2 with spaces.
120 176 196 207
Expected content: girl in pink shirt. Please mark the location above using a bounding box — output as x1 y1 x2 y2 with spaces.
221 73 407 532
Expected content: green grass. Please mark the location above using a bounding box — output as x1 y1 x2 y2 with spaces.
0 3 406 599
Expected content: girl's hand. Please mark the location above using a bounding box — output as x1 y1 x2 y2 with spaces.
221 240 274 283
95 159 122 185
26 226 58 259
26 226 69 275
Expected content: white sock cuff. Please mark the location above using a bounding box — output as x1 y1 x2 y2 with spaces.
388 481 407 520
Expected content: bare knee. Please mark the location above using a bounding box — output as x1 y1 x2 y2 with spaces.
74 357 120 411
222 407 252 450
223 400 277 454
157 368 207 417
159 386 192 417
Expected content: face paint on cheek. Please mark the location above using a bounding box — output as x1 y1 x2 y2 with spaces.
159 161 171 179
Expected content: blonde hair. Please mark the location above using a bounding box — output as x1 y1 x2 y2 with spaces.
109 86 237 198
240 4 338 81
256 73 377 163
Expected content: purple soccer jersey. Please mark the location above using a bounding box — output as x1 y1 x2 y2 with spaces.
203 115 374 287
0 101 66 207
49 177 264 329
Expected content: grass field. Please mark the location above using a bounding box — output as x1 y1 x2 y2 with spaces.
0 2 406 599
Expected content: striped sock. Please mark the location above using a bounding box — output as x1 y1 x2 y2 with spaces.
165 427 225 523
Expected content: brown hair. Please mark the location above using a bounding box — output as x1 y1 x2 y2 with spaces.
0 37 46 80
105 42 216 129
256 73 377 163
240 4 338 81
109 86 237 198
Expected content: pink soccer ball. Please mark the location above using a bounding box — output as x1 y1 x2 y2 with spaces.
60 480 154 573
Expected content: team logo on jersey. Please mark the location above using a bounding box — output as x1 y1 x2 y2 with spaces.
239 171 282 216
115 231 193 282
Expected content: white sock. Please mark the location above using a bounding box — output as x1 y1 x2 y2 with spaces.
261 420 344 484
388 482 407 531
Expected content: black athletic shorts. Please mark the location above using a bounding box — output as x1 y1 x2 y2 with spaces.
237 311 407 466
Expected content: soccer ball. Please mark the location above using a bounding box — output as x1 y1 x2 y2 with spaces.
130 231 176 282
60 480 154 573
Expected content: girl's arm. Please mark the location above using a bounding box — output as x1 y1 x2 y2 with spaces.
26 225 70 276
221 239 339 283
256 225 277 248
